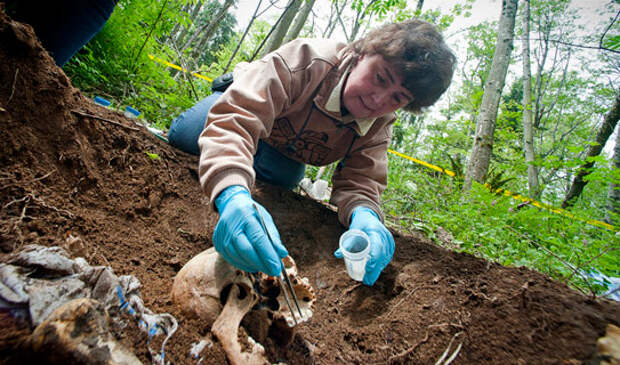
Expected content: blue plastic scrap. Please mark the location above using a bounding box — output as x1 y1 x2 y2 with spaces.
115 284 176 364
125 106 141 117
94 96 111 107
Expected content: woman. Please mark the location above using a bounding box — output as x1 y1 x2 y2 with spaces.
170 19 456 286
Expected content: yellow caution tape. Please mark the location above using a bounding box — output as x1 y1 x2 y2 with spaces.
148 54 213 82
388 148 456 177
387 149 618 232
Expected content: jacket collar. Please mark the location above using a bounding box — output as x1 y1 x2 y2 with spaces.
313 49 377 136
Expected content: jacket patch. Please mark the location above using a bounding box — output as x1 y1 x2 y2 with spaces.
269 118 331 165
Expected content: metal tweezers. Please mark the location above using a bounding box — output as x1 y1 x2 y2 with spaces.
253 203 304 325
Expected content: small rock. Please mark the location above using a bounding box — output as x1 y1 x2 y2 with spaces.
435 226 455 247
64 234 89 258
167 258 182 272
316 278 328 289
190 339 213 358
394 273 410 291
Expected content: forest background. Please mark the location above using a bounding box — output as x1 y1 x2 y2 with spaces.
60 0 620 298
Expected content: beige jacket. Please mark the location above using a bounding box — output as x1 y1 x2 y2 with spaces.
198 38 395 226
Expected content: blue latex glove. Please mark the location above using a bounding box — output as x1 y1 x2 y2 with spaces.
213 185 288 276
334 206 395 286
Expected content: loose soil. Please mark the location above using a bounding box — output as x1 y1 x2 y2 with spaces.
1 9 618 364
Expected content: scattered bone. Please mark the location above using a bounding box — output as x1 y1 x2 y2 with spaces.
31 298 142 365
212 284 268 365
597 324 620 365
278 255 315 326
190 338 213 359
64 233 89 258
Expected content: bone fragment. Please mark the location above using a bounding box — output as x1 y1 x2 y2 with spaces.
31 298 142 365
598 324 620 365
211 284 268 365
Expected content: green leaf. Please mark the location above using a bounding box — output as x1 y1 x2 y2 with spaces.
145 152 161 161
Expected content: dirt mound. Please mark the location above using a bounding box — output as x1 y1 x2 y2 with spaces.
1 9 618 364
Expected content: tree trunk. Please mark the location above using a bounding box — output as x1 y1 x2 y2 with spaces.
130 0 171 72
322 0 337 37
349 0 379 42
532 25 548 129
190 0 235 61
182 0 233 52
322 0 348 38
562 93 620 208
170 1 204 78
463 0 519 191
605 123 620 226
223 0 262 73
284 0 316 43
415 0 424 14
169 1 192 42
174 1 204 46
259 0 303 58
521 0 540 198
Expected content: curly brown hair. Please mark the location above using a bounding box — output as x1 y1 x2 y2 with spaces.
349 19 456 113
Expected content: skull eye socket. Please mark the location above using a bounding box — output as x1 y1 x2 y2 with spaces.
219 285 231 306
219 283 249 306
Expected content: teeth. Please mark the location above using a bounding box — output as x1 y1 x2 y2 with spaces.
254 256 316 327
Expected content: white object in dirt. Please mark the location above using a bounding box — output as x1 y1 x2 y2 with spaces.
339 229 371 281
313 179 329 199
299 178 331 201
0 244 177 365
147 126 166 136
190 339 212 359
171 247 315 365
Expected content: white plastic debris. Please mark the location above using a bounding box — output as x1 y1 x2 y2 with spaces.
299 178 330 201
190 339 212 359
0 244 178 365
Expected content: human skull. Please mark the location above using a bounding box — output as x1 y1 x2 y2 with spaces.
171 247 315 331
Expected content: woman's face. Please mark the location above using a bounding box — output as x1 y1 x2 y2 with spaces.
342 54 413 119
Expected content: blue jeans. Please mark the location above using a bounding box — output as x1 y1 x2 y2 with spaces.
169 94 306 189
6 0 117 66
169 92 222 156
